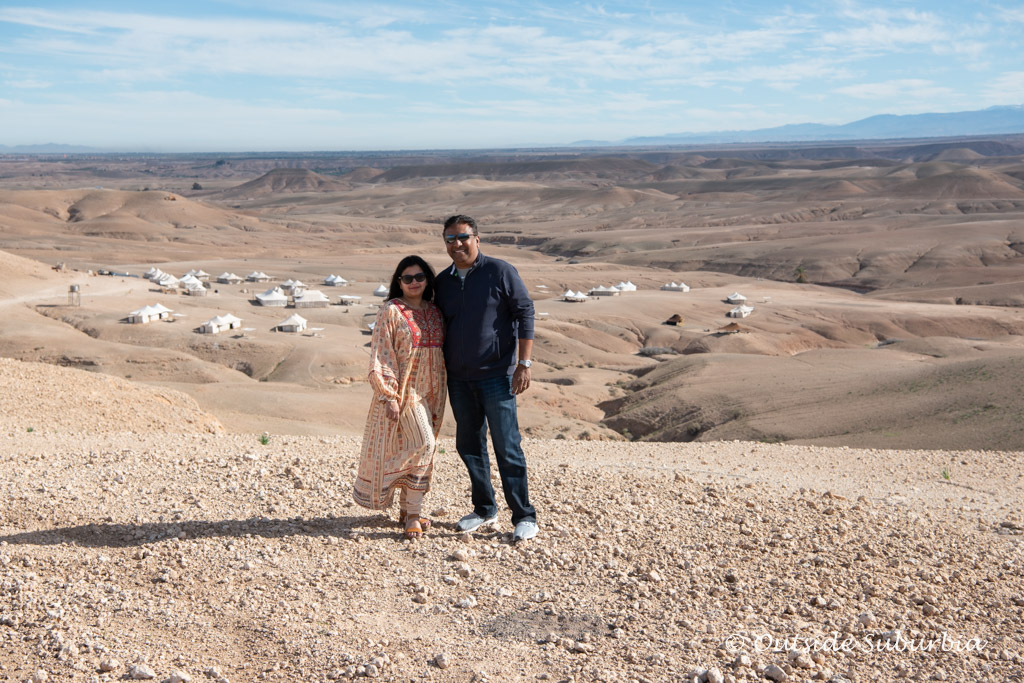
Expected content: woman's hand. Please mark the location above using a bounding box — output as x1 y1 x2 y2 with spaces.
385 399 400 421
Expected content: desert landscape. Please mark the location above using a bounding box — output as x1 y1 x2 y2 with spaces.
1 138 1022 682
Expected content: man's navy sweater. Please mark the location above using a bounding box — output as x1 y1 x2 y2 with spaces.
435 251 535 382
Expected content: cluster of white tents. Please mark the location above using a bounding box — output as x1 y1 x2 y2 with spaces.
217 272 243 284
725 292 754 318
179 273 207 297
197 312 318 335
324 274 349 286
246 271 272 282
661 282 690 292
281 279 306 295
255 286 331 308
562 280 638 302
144 267 208 295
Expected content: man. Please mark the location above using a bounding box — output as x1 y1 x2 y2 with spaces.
434 214 538 542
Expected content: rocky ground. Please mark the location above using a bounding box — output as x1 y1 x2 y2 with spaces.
1 359 1023 683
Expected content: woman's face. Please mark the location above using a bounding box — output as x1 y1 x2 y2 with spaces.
399 264 426 299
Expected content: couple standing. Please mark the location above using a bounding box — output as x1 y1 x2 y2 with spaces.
353 215 538 542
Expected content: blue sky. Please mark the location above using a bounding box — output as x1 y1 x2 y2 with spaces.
1 1 1023 151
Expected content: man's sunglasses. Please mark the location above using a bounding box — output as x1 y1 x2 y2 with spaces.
399 272 427 284
444 232 475 244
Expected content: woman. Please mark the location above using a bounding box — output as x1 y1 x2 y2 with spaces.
353 255 446 539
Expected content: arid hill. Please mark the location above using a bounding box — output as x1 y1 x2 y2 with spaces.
2 139 1024 451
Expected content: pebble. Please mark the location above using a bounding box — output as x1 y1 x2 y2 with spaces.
167 673 192 683
99 658 120 672
707 668 725 683
31 672 48 683
764 664 787 682
434 653 450 669
456 596 477 608
451 549 470 562
129 663 157 680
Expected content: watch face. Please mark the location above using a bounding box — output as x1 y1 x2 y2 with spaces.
519 359 532 368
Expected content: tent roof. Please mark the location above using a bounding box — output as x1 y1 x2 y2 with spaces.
295 289 329 302
257 287 287 299
278 313 308 326
206 313 242 326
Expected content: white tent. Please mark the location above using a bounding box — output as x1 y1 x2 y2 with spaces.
217 272 243 284
281 279 306 294
338 295 362 305
246 271 272 282
156 273 179 289
128 303 174 324
726 292 747 304
563 290 588 302
276 313 308 333
255 286 288 307
324 274 349 287
144 267 161 280
294 289 330 308
588 285 619 297
373 284 388 297
185 268 210 281
615 281 638 292
728 305 754 318
184 281 207 297
200 313 243 334
661 282 690 292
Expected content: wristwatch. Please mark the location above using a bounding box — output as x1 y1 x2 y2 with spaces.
517 359 532 368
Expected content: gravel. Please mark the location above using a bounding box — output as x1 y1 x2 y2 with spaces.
1 358 1022 682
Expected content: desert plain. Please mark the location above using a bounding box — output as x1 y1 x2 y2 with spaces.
0 138 1022 682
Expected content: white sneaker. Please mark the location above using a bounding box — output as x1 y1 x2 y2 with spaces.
512 520 538 542
456 512 498 532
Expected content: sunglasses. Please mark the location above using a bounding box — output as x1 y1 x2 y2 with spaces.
399 272 427 284
444 232 475 244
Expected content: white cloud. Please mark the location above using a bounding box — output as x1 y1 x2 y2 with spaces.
6 79 50 89
833 79 954 100
983 71 1024 101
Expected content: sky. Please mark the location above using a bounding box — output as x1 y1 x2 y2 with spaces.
1 0 1023 152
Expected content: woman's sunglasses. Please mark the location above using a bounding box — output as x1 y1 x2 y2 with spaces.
399 272 427 284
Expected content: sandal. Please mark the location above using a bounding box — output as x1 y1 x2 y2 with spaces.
399 506 431 533
403 515 423 540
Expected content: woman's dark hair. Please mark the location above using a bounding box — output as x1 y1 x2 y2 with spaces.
387 255 437 301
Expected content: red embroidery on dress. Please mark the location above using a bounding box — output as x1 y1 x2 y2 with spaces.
394 301 443 348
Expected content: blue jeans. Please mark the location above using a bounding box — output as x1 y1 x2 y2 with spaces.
447 374 536 525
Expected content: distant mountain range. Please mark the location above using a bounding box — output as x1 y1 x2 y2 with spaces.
577 105 1024 147
0 143 100 154
5 105 1024 153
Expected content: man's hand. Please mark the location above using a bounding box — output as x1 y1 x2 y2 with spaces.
512 364 531 395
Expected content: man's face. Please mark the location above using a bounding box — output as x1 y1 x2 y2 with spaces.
443 223 480 269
